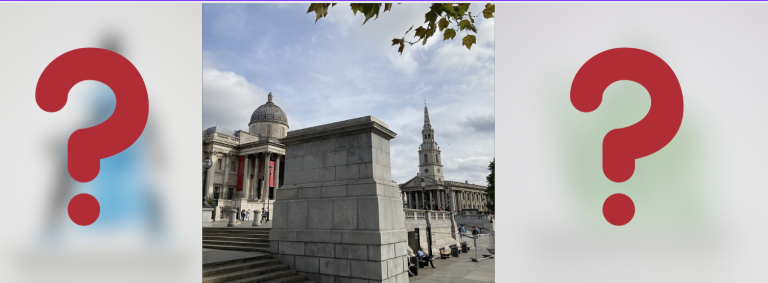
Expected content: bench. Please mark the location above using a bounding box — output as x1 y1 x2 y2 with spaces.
439 247 451 259
418 254 435 268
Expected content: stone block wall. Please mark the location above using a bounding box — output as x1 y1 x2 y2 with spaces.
270 116 408 283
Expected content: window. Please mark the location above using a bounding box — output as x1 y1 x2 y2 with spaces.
266 125 271 136
425 169 429 173
436 154 439 163
438 168 440 173
424 134 427 139
218 158 222 170
424 154 428 164
214 187 220 199
227 188 234 200
231 161 236 172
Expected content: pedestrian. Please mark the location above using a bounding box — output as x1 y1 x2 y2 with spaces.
240 209 245 221
261 209 267 223
439 207 443 211
460 225 466 235
246 209 250 221
472 226 479 236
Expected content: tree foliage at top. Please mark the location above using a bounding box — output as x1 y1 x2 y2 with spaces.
307 3 495 54
486 158 494 213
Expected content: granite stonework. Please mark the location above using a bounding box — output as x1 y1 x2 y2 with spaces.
270 116 409 283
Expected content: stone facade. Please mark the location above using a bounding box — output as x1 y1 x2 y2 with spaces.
203 93 288 221
269 116 409 283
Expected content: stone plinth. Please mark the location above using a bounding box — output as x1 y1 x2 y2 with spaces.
270 116 408 283
202 207 213 227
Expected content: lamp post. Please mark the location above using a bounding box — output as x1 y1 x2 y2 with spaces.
203 157 212 207
267 164 273 222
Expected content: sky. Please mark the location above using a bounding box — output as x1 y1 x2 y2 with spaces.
202 3 494 185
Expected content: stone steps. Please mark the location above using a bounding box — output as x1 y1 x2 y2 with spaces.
204 240 270 248
202 264 293 283
204 236 270 243
203 227 309 283
203 227 273 252
203 259 282 277
203 244 270 253
203 255 273 269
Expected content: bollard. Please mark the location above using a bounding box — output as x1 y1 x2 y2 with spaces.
227 208 238 227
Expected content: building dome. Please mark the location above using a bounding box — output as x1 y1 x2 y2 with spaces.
249 92 288 127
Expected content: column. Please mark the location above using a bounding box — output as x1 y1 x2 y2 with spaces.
261 151 271 201
254 154 261 199
272 154 281 200
206 151 217 199
241 154 249 199
222 154 231 190
437 190 443 209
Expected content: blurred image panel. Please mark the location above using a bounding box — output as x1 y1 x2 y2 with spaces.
0 4 201 282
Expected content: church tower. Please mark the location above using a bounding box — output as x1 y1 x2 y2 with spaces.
419 101 444 181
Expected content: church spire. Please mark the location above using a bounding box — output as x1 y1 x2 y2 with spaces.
424 99 432 130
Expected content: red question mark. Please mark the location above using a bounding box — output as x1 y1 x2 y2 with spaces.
36 48 149 226
571 48 684 226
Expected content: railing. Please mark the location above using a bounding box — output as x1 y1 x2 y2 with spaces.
455 214 492 221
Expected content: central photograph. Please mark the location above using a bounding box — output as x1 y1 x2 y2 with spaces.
201 3 495 283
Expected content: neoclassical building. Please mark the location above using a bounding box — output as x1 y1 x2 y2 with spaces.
203 93 287 219
399 102 490 214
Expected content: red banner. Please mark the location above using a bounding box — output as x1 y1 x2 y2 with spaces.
236 156 244 191
269 160 275 187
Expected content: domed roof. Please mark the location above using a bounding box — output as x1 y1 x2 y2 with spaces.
249 93 289 127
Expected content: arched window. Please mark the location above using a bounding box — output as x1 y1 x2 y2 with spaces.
424 134 427 139
424 154 428 164
435 154 439 163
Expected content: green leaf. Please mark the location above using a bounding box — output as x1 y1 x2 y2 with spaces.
349 3 382 25
459 3 471 12
438 18 449 32
482 3 495 19
443 28 457 41
429 3 445 16
462 34 476 50
444 3 456 16
455 5 465 17
307 3 332 23
392 38 401 46
458 19 471 31
414 26 426 38
425 10 438 24
384 3 392 12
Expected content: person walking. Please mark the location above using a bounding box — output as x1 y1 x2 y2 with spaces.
472 226 480 237
260 209 267 223
460 225 467 235
240 209 246 222
245 209 250 221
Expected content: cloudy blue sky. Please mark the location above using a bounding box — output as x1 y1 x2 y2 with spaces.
202 3 494 185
